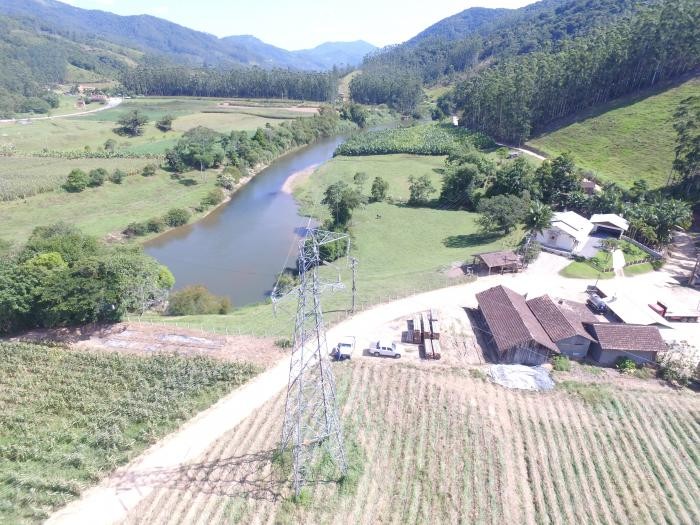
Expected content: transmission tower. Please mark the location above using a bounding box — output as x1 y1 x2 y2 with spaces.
280 228 348 496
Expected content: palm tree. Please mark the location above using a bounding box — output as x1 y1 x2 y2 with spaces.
524 201 553 236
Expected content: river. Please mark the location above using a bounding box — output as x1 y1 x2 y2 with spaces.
144 134 347 306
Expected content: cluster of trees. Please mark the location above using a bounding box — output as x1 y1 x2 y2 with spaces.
0 224 174 334
445 1 699 142
349 68 423 114
166 285 230 315
63 167 128 192
165 108 347 173
120 67 338 102
124 207 192 238
412 146 692 247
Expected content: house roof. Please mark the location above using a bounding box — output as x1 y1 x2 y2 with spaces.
593 284 673 328
587 323 667 353
526 295 595 343
590 213 629 231
476 250 521 269
476 285 557 353
550 211 594 244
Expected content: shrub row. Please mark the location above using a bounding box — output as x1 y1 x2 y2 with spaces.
123 208 192 238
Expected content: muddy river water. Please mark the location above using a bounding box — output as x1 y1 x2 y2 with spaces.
145 134 347 306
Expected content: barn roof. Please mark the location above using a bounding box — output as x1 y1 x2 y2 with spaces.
587 323 667 353
550 211 594 244
476 285 557 353
526 295 595 343
476 250 521 269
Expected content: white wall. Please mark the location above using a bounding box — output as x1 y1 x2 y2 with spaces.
536 228 576 252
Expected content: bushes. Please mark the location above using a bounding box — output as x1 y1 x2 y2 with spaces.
164 208 191 227
201 188 225 207
166 285 231 315
63 169 89 193
552 355 571 372
615 357 637 374
109 169 126 184
88 168 108 187
141 164 158 177
370 176 389 202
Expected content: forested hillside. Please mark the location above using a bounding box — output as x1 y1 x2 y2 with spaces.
446 0 698 143
0 15 135 117
352 0 657 108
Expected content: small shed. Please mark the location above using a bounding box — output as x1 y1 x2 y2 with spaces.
585 323 666 365
473 250 522 275
590 214 629 238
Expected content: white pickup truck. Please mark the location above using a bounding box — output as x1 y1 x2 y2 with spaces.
368 339 402 359
330 336 355 361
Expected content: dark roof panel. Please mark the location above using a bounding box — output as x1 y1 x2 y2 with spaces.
588 323 667 353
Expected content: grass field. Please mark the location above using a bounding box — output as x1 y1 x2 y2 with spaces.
0 157 155 201
527 77 700 188
0 169 218 244
0 97 311 155
121 359 700 524
0 342 260 524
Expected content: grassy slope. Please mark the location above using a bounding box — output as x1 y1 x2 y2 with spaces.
0 342 259 524
141 154 521 336
0 170 218 244
527 77 700 188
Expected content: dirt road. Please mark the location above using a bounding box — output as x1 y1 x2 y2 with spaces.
0 97 122 124
46 252 700 524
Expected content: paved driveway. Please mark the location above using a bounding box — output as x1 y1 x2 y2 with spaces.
578 233 609 258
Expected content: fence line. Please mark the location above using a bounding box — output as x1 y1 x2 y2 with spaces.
621 235 663 259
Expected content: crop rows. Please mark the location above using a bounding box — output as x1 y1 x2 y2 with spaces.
0 342 260 524
122 361 700 524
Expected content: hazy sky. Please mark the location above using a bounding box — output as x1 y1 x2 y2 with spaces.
62 0 538 50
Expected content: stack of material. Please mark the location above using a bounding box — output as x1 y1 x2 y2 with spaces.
407 316 422 344
422 337 442 360
488 364 554 391
429 310 440 340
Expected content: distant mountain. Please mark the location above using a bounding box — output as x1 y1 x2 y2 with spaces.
0 0 376 70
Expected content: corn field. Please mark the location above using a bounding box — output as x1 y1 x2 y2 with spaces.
122 360 700 524
0 342 260 524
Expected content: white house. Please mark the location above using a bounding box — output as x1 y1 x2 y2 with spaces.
590 213 629 238
536 211 593 254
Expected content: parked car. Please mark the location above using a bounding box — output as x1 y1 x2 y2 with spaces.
368 339 402 359
330 336 355 361
587 293 607 313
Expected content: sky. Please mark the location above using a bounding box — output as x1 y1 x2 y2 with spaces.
61 0 538 50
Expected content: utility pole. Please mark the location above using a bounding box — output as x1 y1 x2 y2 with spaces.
281 229 348 496
350 257 358 313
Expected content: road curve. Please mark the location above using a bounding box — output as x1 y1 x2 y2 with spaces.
0 97 123 124
496 142 548 161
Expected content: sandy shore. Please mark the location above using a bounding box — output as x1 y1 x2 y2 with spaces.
281 163 320 194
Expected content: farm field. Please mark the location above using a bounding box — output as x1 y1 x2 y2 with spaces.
121 359 700 524
0 169 218 244
0 97 314 155
0 157 155 201
0 342 260 524
527 77 700 188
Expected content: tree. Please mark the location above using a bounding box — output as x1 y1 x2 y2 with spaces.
489 157 538 198
63 169 89 193
476 194 525 234
164 208 191 227
87 168 108 187
104 139 117 152
353 172 368 192
141 164 157 177
217 167 242 190
167 285 230 315
156 114 174 132
524 201 553 235
115 110 149 137
440 163 481 209
322 181 362 227
370 176 389 202
408 175 436 206
109 169 126 184
341 104 368 128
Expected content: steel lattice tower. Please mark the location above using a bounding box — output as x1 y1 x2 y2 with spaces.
281 229 348 495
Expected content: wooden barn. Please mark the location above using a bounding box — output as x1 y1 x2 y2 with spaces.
475 285 558 365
